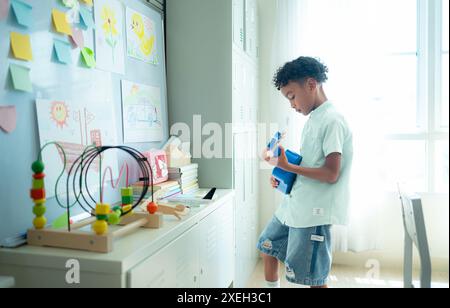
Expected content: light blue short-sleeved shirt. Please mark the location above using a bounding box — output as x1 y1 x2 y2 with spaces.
275 101 353 228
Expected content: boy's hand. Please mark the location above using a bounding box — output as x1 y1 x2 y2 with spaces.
270 176 279 189
264 145 290 170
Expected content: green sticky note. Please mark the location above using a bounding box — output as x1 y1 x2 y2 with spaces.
10 63 32 92
81 47 95 68
54 39 72 64
11 0 32 28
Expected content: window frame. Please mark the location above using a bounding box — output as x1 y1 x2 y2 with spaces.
384 0 449 194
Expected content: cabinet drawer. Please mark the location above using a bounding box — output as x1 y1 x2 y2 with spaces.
128 226 199 288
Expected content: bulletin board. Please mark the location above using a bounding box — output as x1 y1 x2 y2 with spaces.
0 0 169 240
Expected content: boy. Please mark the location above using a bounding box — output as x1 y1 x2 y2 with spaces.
258 57 353 288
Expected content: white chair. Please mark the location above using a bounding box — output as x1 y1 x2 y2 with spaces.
398 190 432 288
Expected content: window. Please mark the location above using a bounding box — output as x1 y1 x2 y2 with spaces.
293 0 449 193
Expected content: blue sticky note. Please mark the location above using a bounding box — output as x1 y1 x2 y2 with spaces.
10 63 32 92
54 39 72 64
10 0 32 28
78 5 94 30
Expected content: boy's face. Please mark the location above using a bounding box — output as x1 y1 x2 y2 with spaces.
281 79 318 116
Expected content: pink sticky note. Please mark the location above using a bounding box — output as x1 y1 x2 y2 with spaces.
0 0 9 20
0 105 17 133
69 27 84 49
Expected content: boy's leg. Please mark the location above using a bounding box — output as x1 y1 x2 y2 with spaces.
256 216 289 287
262 254 279 282
284 225 332 288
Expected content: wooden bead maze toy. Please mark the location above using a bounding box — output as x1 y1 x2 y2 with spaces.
27 144 176 253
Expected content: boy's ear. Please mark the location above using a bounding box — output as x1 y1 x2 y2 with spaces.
307 78 317 91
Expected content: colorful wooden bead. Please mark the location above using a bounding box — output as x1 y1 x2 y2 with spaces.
30 188 46 200
121 195 133 205
121 187 133 197
33 216 47 229
92 220 108 235
33 173 45 180
33 198 46 206
32 178 45 189
122 204 132 216
95 204 110 215
108 211 121 225
31 160 45 174
33 205 46 217
147 202 158 215
96 215 108 221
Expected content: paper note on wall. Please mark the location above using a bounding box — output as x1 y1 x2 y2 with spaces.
0 0 9 20
78 5 94 29
9 63 32 92
81 47 95 68
0 106 17 133
70 27 84 48
10 31 33 61
54 39 72 64
81 0 93 6
10 0 32 28
52 8 72 35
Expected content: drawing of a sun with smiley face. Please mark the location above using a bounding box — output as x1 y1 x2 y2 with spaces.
50 101 69 129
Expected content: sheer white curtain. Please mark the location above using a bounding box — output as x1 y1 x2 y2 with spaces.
267 0 408 252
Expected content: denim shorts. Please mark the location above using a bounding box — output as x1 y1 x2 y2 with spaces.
257 216 332 286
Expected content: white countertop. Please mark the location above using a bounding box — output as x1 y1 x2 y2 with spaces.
0 189 234 275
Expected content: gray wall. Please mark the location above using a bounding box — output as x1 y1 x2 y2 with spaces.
166 0 233 189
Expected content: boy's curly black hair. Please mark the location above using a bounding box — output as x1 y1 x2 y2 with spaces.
273 57 329 90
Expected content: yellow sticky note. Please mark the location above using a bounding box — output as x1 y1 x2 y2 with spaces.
81 0 93 6
52 9 72 35
10 32 33 61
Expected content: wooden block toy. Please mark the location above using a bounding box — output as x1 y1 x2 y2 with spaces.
121 187 133 197
121 195 133 205
147 201 158 214
33 205 46 217
32 178 45 189
30 188 45 200
26 144 167 253
33 216 47 229
34 198 46 206
33 173 45 180
95 204 110 215
31 160 45 174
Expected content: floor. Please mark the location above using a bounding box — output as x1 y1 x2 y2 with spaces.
246 260 449 288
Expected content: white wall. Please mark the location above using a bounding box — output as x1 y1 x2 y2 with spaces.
257 0 449 273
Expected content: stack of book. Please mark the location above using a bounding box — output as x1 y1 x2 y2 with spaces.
168 163 199 195
132 180 181 201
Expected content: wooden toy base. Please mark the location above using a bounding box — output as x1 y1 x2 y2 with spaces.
27 213 164 253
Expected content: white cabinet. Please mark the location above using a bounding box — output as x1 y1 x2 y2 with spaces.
128 225 200 288
128 200 234 288
198 200 234 288
233 0 245 50
233 0 259 60
0 190 235 288
245 0 259 59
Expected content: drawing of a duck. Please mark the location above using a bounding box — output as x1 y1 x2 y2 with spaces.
131 13 155 56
